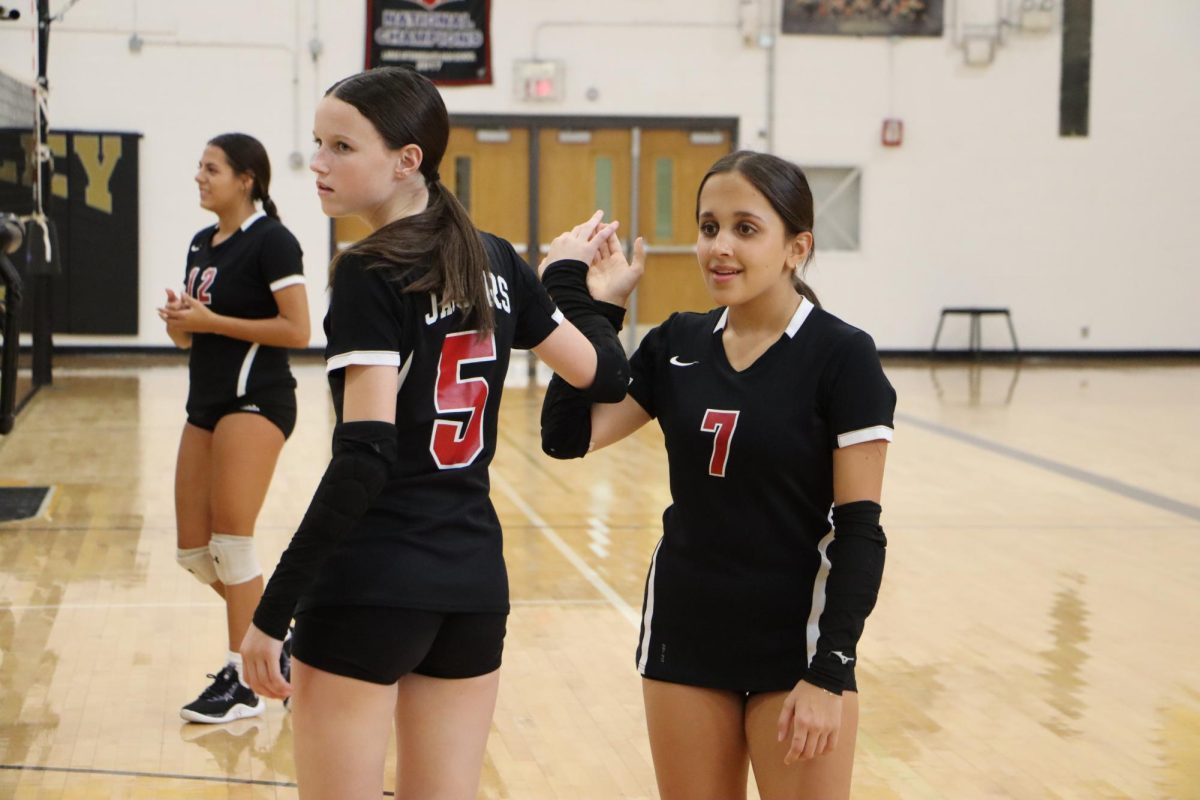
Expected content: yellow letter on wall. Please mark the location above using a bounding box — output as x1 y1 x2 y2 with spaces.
74 135 122 214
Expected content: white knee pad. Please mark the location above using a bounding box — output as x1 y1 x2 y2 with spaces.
177 545 219 586
209 534 262 586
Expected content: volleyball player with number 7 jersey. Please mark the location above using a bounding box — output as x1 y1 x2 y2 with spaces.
541 151 896 799
237 66 629 800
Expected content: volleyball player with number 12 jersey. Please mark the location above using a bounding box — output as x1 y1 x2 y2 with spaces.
160 133 309 725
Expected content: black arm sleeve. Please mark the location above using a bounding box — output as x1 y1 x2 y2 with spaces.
539 270 626 459
804 500 887 694
252 420 398 639
540 259 629 403
541 376 592 459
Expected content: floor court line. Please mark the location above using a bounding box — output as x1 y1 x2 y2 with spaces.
1 602 225 611
0 764 401 796
0 763 300 791
897 412 1200 523
492 470 641 630
1 598 610 612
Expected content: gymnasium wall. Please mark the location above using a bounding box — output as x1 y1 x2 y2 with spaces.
1 0 1196 351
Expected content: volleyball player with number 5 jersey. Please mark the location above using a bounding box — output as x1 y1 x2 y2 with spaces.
237 67 630 800
541 151 896 799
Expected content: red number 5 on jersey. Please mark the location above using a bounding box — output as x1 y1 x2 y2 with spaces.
430 330 497 470
700 409 740 478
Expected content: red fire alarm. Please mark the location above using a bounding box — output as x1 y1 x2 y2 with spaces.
881 118 904 147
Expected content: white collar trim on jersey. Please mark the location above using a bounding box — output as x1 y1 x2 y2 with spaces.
212 210 267 234
712 296 815 338
240 210 267 231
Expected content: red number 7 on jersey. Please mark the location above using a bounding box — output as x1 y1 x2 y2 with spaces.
430 330 497 470
701 409 740 478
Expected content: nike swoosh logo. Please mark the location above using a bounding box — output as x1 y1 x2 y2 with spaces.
669 356 699 367
190 245 201 252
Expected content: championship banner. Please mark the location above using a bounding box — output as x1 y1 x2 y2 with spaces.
783 0 944 38
365 0 492 85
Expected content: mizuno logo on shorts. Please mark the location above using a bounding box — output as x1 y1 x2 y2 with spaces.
831 651 855 665
669 356 699 367
240 404 261 413
191 245 201 252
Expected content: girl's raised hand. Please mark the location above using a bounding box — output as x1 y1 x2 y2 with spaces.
539 210 619 278
588 232 645 307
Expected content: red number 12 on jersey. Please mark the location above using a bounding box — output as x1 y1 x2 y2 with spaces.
186 266 217 304
430 330 497 470
701 409 740 477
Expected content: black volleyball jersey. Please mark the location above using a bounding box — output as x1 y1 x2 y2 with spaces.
183 211 305 410
627 299 896 673
297 232 562 614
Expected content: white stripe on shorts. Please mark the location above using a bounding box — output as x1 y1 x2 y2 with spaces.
236 343 260 397
636 539 664 674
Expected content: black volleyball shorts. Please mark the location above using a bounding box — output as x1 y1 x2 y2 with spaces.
291 605 507 685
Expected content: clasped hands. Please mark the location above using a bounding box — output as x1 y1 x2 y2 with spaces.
539 210 646 308
157 288 217 334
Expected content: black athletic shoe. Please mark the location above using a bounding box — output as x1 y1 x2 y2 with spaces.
180 664 265 724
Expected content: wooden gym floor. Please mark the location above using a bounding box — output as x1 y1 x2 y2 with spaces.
0 354 1198 798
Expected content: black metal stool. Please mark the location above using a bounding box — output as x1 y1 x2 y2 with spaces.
931 307 1019 356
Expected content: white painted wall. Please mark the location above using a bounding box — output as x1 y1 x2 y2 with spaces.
1 0 1197 350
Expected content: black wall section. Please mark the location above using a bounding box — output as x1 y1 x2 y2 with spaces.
19 130 140 335
1060 0 1093 137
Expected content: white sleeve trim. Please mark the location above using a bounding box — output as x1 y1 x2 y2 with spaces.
270 274 306 292
326 350 403 372
837 425 894 448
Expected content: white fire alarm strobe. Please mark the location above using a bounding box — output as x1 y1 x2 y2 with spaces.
514 60 564 102
881 118 904 147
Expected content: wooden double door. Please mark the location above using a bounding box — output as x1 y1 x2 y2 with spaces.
333 119 734 327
